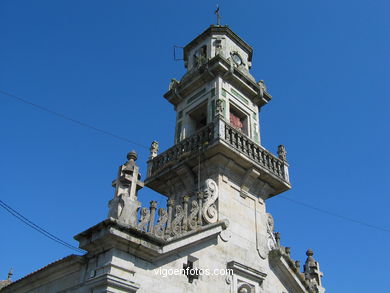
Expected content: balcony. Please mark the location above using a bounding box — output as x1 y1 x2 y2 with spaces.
146 116 290 197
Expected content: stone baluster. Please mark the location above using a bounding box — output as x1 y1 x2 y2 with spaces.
245 139 249 154
236 133 241 149
248 142 253 158
148 201 157 233
255 146 260 162
271 158 276 173
275 161 281 176
261 152 266 166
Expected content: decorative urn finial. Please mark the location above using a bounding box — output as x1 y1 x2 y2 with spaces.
277 145 287 161
127 150 138 161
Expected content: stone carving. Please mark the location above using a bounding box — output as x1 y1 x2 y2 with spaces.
304 249 324 293
258 80 267 98
149 141 159 159
238 283 253 293
110 178 220 239
295 260 301 271
277 145 287 161
168 78 179 90
138 208 150 231
216 98 224 115
274 232 281 247
202 179 219 224
266 213 277 251
187 200 200 230
171 205 184 236
193 46 207 69
219 230 232 242
108 194 123 219
108 151 143 226
258 212 277 259
154 208 168 237
214 39 223 56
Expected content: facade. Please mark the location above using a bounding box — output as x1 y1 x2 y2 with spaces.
1 25 325 293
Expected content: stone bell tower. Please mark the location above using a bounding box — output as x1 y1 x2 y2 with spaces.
145 25 291 228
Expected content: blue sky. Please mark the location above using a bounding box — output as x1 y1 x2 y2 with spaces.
0 0 389 292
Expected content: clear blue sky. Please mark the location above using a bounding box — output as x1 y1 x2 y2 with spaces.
0 1 389 292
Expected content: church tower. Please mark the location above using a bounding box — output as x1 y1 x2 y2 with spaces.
0 24 325 293
146 25 290 201
145 25 292 262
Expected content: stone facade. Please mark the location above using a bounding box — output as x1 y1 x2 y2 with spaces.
0 25 325 293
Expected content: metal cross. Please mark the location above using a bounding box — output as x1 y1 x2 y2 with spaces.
215 5 221 26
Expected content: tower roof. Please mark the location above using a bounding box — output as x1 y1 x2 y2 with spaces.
183 25 253 63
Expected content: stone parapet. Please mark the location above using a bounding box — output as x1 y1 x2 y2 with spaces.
146 116 290 198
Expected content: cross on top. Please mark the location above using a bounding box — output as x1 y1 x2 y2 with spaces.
215 5 221 26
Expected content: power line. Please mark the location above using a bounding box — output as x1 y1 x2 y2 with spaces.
2 90 388 243
0 200 85 253
279 196 390 233
0 89 149 150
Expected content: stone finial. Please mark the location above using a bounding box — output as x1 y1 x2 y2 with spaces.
295 260 300 270
277 145 287 161
7 269 12 281
274 232 281 247
169 78 179 90
108 150 144 225
149 141 159 159
306 249 313 257
127 150 138 161
258 80 267 98
304 249 324 292
123 151 140 179
150 200 158 209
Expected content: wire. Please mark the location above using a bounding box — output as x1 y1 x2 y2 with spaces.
0 89 149 150
0 200 85 253
279 196 390 233
3 89 388 244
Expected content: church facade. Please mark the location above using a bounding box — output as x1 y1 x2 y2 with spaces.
1 25 325 293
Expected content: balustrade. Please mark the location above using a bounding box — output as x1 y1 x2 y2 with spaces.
148 118 289 183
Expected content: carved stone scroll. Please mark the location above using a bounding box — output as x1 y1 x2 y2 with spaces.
171 205 184 236
154 208 168 237
187 200 200 230
111 178 220 239
202 179 219 224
